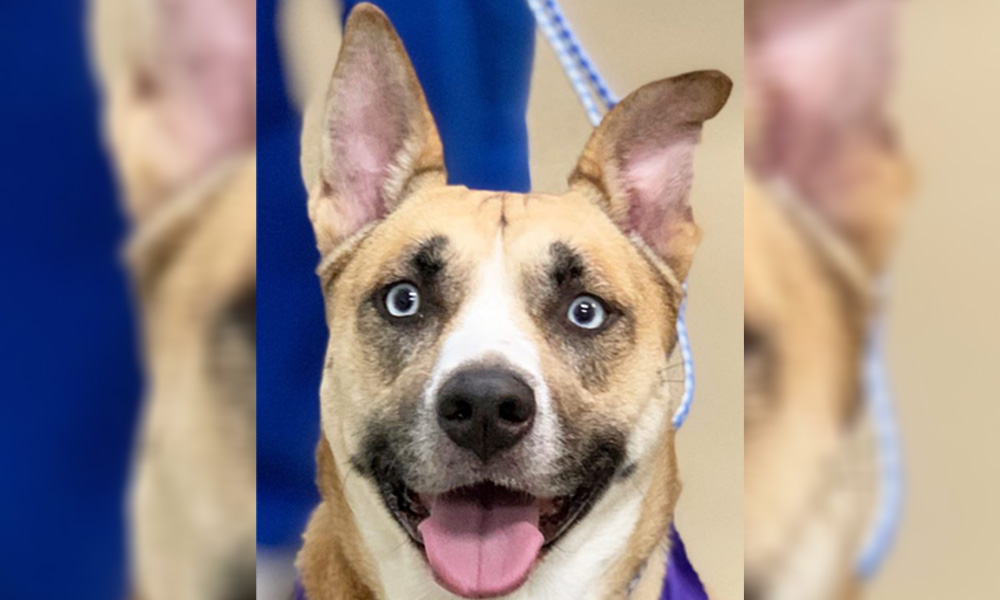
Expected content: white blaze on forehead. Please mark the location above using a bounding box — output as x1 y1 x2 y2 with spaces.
425 232 551 415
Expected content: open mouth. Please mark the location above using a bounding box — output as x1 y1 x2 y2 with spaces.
380 479 608 599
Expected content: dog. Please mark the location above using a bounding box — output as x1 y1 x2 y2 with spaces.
89 1 257 599
743 0 911 598
294 5 731 600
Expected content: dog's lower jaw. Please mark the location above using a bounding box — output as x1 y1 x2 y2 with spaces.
298 430 680 600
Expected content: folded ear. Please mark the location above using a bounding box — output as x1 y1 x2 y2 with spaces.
570 71 732 281
308 3 446 257
747 0 910 273
748 0 900 172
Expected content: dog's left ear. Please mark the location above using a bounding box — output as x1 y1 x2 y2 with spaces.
570 71 732 281
308 3 446 257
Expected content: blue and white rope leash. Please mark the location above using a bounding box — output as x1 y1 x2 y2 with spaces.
526 0 695 430
527 0 904 578
856 285 905 578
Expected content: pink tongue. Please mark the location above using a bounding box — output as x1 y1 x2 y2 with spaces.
418 494 543 598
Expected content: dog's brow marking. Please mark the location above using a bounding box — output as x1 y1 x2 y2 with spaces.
410 235 448 282
549 241 586 288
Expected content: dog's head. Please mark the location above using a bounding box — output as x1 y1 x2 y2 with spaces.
91 1 256 599
744 0 910 598
303 5 729 598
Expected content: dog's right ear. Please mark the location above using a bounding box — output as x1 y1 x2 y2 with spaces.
569 71 732 281
308 3 446 257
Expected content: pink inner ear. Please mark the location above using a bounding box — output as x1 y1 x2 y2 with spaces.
751 0 898 174
748 0 900 201
326 48 409 234
755 0 896 127
623 141 696 246
158 0 256 163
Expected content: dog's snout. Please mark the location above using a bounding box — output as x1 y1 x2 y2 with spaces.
436 368 536 463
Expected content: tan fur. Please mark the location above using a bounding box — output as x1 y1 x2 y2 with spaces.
90 1 257 599
126 157 257 600
599 430 681 599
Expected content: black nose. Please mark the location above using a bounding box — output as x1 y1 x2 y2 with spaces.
436 368 536 463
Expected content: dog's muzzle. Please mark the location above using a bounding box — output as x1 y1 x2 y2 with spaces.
436 367 537 463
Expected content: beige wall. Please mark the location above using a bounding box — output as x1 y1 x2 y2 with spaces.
526 2 744 599
871 0 1000 597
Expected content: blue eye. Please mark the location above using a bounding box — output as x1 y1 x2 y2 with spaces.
385 282 420 318
567 295 607 330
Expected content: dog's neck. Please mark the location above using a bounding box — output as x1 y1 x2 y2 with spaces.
768 406 878 600
298 430 681 600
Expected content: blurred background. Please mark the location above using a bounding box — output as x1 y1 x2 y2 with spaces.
0 2 142 599
872 0 1000 597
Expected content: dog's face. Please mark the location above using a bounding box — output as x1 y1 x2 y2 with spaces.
743 1 909 598
91 1 257 599
305 6 729 598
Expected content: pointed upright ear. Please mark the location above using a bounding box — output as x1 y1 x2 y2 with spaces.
308 3 446 257
569 71 732 281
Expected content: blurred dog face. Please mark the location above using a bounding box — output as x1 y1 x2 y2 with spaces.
744 0 909 598
91 1 256 599
302 6 729 598
123 158 257 600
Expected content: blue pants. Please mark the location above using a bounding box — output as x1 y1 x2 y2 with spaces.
0 2 141 599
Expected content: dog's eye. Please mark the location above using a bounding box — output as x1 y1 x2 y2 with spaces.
567 295 607 330
385 282 421 318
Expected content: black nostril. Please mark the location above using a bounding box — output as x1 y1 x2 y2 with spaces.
436 368 537 463
441 397 473 421
498 397 529 423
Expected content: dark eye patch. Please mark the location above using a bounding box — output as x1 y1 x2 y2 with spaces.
207 286 257 416
357 235 465 383
744 321 776 428
744 326 764 357
544 242 625 334
520 242 634 392
368 235 451 325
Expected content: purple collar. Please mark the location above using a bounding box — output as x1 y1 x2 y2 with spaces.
293 525 706 600
661 524 709 600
